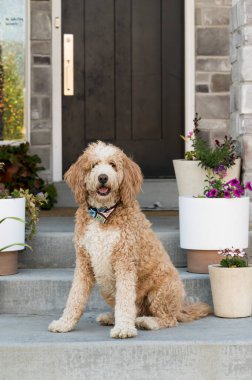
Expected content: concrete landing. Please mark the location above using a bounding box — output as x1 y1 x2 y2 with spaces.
0 313 252 380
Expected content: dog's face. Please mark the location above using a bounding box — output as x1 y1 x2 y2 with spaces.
64 141 143 208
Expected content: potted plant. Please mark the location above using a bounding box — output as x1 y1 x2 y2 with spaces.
0 174 47 275
173 114 241 196
209 249 252 318
179 177 252 274
0 142 57 209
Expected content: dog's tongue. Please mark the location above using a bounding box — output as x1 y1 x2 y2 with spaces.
99 187 109 194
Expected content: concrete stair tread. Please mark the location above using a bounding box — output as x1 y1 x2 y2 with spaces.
37 215 180 233
20 215 184 269
0 313 252 380
0 267 209 283
0 268 211 315
0 313 251 345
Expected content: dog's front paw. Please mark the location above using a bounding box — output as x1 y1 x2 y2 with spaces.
48 318 75 333
110 325 137 339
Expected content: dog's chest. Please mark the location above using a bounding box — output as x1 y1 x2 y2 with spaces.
81 220 120 282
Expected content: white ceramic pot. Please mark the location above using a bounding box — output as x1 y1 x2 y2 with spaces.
173 158 241 196
179 196 249 250
209 264 252 318
0 198 25 251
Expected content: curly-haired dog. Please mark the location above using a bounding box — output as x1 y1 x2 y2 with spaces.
48 141 210 339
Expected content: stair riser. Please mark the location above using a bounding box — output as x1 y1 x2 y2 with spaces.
0 274 211 315
19 231 186 269
0 344 251 380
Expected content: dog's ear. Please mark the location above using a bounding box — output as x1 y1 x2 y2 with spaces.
120 155 143 206
64 155 87 205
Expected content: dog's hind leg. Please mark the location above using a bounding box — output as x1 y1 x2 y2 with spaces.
136 275 184 330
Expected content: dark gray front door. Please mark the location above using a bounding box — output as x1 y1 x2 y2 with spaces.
62 0 184 178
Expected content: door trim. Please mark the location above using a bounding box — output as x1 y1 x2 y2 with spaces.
51 0 195 180
185 0 195 152
52 0 62 181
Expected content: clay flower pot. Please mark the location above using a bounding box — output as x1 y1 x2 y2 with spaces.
179 196 249 274
0 197 25 275
173 158 241 196
209 264 252 318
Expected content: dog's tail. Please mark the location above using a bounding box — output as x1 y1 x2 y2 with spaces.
177 302 211 323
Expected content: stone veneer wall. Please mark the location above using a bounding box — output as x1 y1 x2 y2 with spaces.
230 0 252 216
30 0 52 181
195 0 232 142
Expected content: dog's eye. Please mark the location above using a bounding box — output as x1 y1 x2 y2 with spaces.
91 163 98 169
109 162 117 170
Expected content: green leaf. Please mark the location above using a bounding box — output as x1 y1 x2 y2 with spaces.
0 217 25 224
0 243 32 252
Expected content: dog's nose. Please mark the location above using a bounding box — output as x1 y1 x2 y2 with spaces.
98 174 108 185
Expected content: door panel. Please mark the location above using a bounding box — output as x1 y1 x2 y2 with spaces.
62 0 184 178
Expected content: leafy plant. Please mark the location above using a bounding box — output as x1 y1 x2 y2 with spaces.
0 143 57 209
1 52 24 140
181 113 238 171
0 188 48 240
218 248 248 268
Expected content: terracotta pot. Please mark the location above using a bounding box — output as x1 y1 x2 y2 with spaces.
187 250 221 274
0 251 18 276
173 158 241 196
179 196 250 274
209 264 252 318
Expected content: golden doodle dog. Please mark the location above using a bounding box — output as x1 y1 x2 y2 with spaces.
48 141 210 339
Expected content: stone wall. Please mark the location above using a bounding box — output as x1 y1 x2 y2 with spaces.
230 0 252 215
195 0 232 142
30 0 52 181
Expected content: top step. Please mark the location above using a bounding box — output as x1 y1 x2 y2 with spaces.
54 179 179 210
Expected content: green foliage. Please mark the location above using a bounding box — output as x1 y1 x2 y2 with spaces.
220 257 247 268
3 188 48 240
183 114 238 171
192 136 237 171
1 53 24 140
0 143 57 209
184 151 197 161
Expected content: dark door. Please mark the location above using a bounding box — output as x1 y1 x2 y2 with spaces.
62 0 184 178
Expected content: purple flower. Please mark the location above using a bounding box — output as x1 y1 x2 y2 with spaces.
233 189 242 198
213 165 227 179
229 178 240 187
206 189 218 198
245 181 252 191
224 190 231 198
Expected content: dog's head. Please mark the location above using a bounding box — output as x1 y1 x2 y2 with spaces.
64 141 143 208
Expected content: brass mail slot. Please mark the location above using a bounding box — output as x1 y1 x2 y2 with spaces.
64 34 74 96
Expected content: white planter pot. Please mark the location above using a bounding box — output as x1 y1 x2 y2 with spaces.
209 265 252 318
173 158 241 196
0 198 25 252
179 196 249 250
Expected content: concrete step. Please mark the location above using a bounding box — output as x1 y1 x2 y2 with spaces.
0 268 211 315
19 215 186 269
54 179 179 210
0 313 252 380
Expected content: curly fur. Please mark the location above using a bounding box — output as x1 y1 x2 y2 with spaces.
48 141 210 339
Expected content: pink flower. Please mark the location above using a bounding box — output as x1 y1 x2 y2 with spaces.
186 131 193 138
